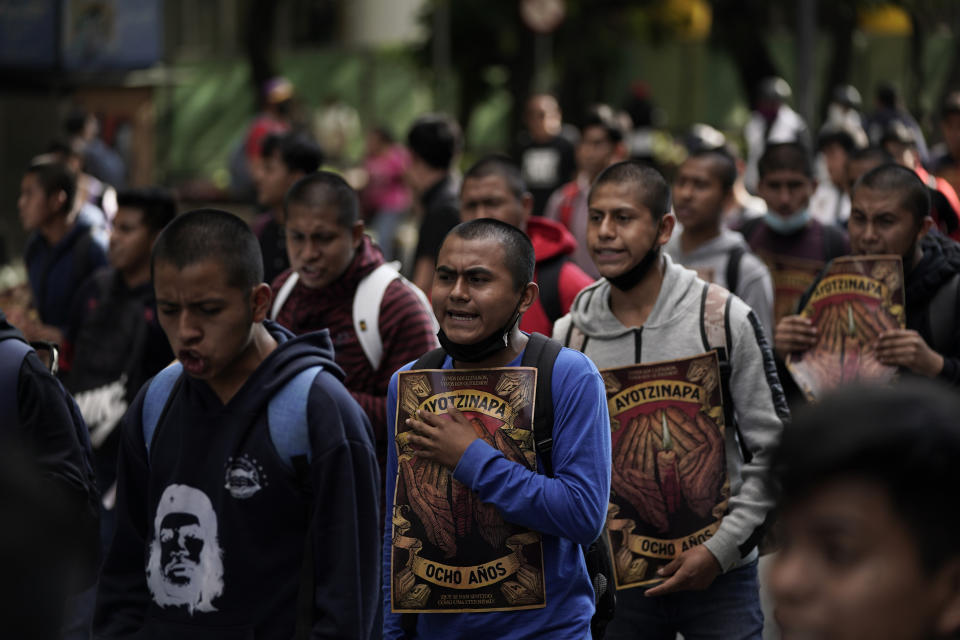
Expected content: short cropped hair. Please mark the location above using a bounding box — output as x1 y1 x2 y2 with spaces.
686 147 738 192
24 161 76 216
273 133 324 174
151 209 263 291
853 163 931 226
117 187 178 234
774 381 960 574
284 171 359 228
462 154 528 202
848 146 893 166
590 160 672 222
758 142 814 180
260 133 283 160
407 114 462 170
447 218 535 291
582 106 624 145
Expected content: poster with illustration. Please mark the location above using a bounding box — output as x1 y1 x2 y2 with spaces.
391 367 545 613
602 352 730 590
758 252 826 324
786 255 905 400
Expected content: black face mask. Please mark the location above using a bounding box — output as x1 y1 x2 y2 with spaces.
437 304 522 363
607 244 662 291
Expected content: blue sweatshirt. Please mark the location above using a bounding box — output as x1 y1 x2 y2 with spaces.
382 345 612 640
95 322 381 639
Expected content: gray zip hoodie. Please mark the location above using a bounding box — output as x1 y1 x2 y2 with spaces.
665 227 774 335
552 253 788 572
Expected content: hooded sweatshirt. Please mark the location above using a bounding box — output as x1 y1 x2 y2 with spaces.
94 322 381 640
553 254 789 572
666 227 775 335
522 216 595 336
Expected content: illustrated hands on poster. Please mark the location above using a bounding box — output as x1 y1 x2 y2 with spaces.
611 415 670 532
400 457 457 557
875 329 944 377
643 544 721 596
407 405 482 469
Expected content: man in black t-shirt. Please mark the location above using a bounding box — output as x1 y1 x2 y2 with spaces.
406 113 463 293
516 94 576 216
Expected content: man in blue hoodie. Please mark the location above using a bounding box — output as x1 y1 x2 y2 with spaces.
382 218 612 639
94 209 381 639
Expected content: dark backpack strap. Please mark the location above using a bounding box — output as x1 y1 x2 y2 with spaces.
0 337 33 431
72 228 95 290
929 272 960 353
737 216 761 245
537 255 569 325
412 347 447 370
725 245 746 296
520 333 562 477
822 224 846 262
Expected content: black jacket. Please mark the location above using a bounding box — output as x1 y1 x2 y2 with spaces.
0 311 100 584
904 231 960 386
94 322 381 639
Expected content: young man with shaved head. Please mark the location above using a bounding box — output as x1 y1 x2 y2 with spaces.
554 160 788 639
95 209 380 638
382 218 611 639
776 163 960 387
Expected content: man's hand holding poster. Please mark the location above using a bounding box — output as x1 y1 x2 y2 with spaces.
786 255 905 400
392 367 546 613
603 352 730 589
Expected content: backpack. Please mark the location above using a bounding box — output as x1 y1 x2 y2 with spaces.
537 255 570 325
725 245 745 296
270 262 438 370
0 335 101 580
406 333 617 640
141 362 322 640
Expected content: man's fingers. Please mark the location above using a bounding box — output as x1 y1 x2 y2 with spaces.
644 572 683 597
406 418 426 436
406 433 436 458
415 409 447 428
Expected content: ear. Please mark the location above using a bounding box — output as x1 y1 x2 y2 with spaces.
934 558 960 636
657 213 676 247
518 281 539 316
250 283 274 323
521 193 534 222
918 215 935 240
49 189 67 214
351 221 365 248
613 142 629 163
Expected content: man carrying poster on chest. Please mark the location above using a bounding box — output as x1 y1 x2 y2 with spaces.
382 218 612 639
552 161 789 639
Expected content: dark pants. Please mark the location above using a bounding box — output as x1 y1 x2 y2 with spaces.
605 560 763 640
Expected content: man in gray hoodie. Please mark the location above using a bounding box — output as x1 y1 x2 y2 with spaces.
553 161 789 639
667 147 775 334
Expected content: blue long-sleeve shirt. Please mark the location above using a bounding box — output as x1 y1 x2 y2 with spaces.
382 346 612 639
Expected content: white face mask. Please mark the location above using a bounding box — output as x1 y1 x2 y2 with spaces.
764 207 812 235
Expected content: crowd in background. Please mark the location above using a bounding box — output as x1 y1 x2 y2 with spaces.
2 71 960 639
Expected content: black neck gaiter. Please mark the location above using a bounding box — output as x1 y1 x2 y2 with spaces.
437 309 521 363
607 245 661 291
